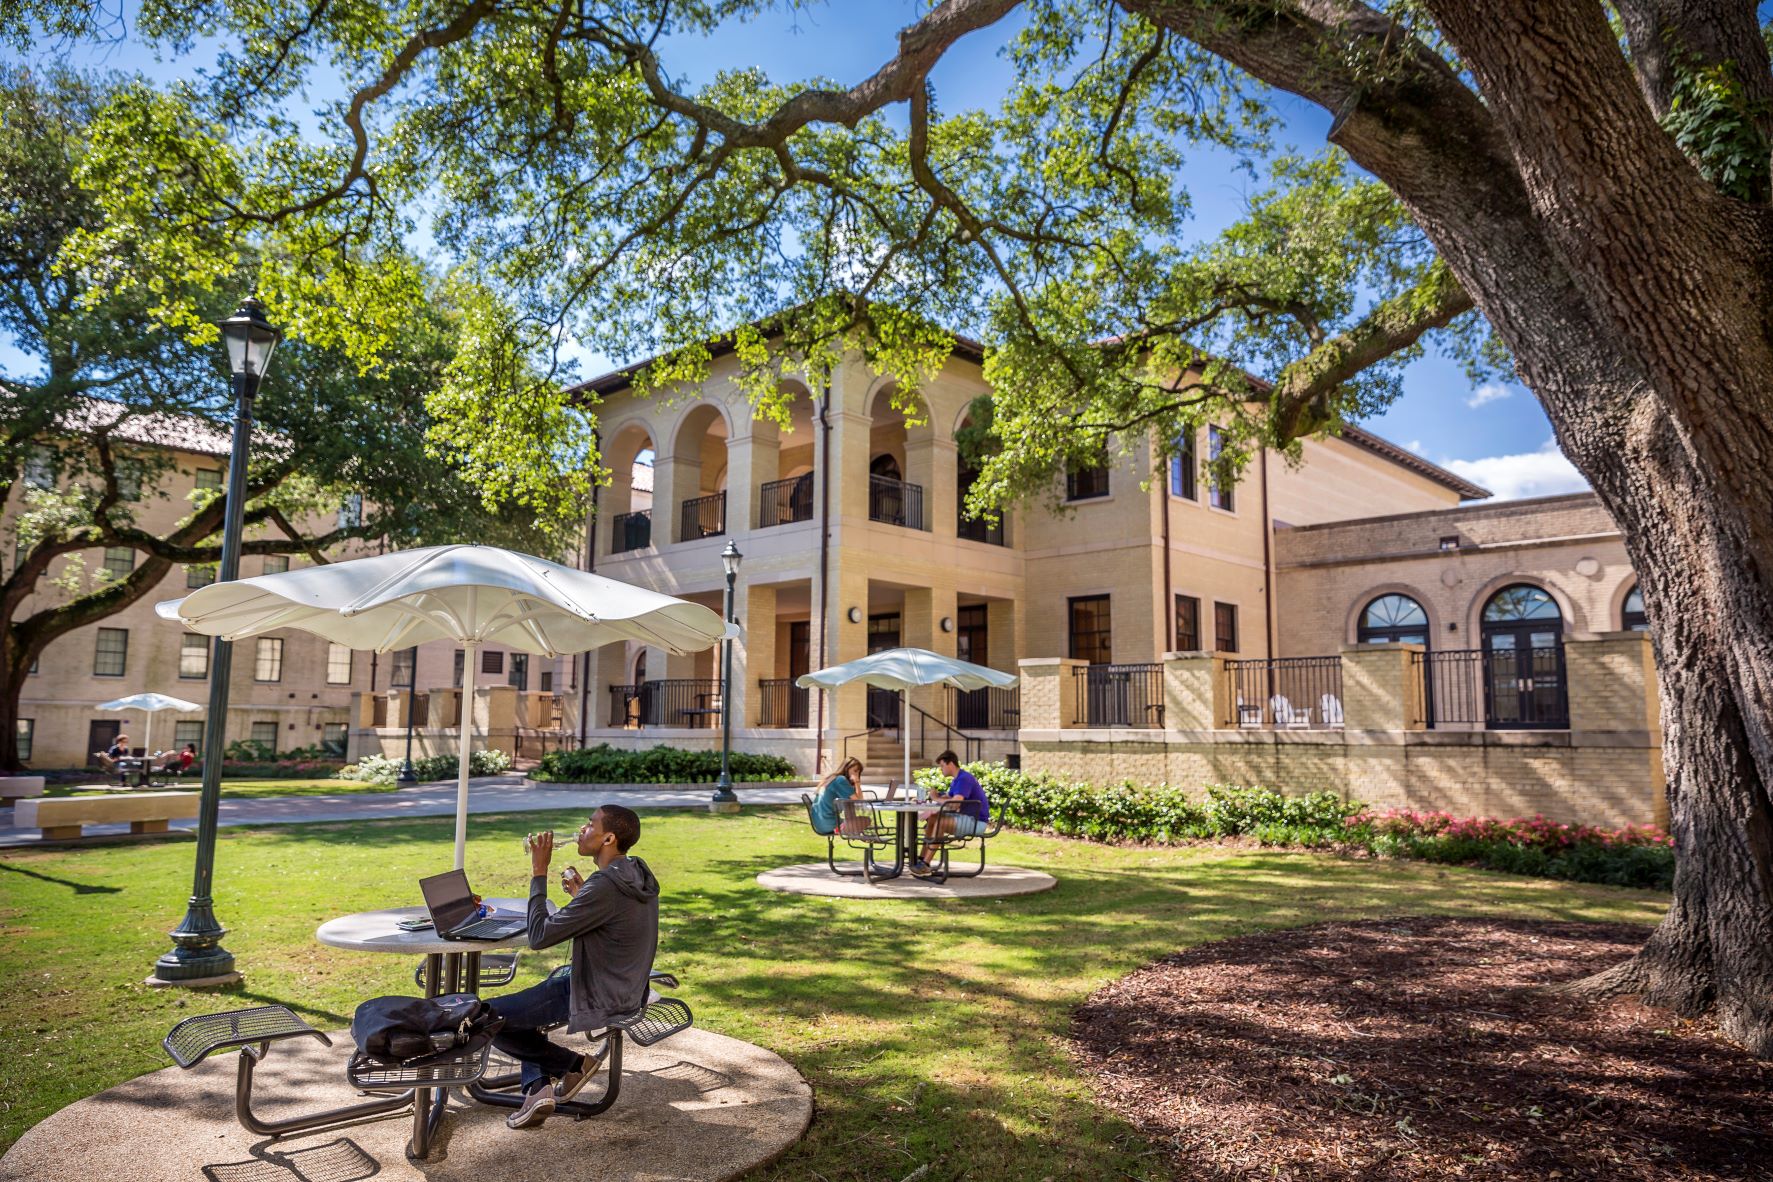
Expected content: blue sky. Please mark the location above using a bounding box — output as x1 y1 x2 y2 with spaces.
8 1 1582 500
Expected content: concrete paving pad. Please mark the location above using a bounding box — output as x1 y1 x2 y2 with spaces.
0 1027 809 1182
757 862 1057 899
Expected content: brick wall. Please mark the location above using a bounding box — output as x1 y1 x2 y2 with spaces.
1017 631 1666 829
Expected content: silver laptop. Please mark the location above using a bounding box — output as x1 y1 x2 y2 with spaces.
418 869 527 940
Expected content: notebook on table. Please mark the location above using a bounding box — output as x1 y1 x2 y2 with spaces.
417 869 527 940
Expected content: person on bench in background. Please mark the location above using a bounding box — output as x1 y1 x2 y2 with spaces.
914 751 991 874
94 734 130 772
489 804 659 1131
808 757 870 838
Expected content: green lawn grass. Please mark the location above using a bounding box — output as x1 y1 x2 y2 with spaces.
0 808 1669 1179
45 778 388 799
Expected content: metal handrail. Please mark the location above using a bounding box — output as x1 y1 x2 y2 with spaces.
908 699 984 765
1221 655 1344 730
610 509 651 553
759 475 814 527
757 677 810 727
678 491 726 542
1070 662 1165 729
1411 646 1569 729
956 511 1006 546
868 474 925 530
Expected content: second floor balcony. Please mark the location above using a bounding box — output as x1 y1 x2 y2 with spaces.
869 473 926 530
759 475 813 527
611 509 651 554
679 491 727 542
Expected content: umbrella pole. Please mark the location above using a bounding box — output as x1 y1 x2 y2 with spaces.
902 691 910 796
143 711 154 765
455 638 478 870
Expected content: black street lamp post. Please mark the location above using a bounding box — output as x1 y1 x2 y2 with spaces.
149 295 280 987
398 647 420 785
710 541 742 811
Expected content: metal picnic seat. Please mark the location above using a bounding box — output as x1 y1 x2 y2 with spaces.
922 803 1002 884
163 1004 419 1137
802 791 894 878
412 950 519 990
470 967 694 1119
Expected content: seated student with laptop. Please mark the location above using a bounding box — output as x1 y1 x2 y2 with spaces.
914 750 991 873
487 804 660 1131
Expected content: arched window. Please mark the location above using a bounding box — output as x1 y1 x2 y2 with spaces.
1482 584 1562 626
1622 585 1647 631
869 453 901 481
1357 593 1430 645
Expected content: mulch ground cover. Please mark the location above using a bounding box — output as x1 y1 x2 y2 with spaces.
1071 917 1773 1181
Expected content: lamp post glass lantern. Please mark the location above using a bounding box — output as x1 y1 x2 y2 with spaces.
712 541 742 805
151 296 281 987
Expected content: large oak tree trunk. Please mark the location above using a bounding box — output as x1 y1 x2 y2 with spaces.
1134 0 1773 1051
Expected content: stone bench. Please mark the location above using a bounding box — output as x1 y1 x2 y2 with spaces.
0 775 46 805
14 791 198 840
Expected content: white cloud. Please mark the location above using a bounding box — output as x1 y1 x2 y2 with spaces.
1404 439 1424 454
1466 383 1512 409
1445 438 1589 501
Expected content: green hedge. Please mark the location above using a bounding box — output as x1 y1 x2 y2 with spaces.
338 749 514 785
921 763 1674 891
531 744 798 784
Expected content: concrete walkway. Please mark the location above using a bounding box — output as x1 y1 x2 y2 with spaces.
0 1026 811 1182
0 776 810 848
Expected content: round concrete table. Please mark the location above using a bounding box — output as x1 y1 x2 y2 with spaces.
316 898 540 1160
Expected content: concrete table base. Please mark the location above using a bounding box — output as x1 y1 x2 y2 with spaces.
757 863 1057 899
0 1027 810 1182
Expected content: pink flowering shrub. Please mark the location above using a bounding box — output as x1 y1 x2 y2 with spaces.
1348 809 1672 850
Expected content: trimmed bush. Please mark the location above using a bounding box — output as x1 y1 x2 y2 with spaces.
531 744 797 784
930 763 1674 890
339 748 514 785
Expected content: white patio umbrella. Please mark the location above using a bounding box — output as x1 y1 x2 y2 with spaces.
158 544 733 868
96 692 204 761
796 647 1018 791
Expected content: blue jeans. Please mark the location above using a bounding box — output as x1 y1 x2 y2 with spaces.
487 973 579 1093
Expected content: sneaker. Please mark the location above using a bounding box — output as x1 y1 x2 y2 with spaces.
910 857 933 875
505 1083 555 1129
553 1038 610 1104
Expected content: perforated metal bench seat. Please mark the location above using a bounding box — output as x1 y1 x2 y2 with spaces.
164 1005 329 1069
346 1042 492 1092
412 951 518 990
608 996 693 1047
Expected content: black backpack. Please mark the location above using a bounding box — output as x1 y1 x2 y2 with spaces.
350 993 505 1065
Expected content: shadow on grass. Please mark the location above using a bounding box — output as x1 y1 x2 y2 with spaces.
0 860 124 894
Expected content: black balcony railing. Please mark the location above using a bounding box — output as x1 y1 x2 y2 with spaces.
606 679 722 729
1071 663 1165 729
757 678 811 728
1222 656 1344 729
1412 646 1568 729
759 475 814 527
957 511 1006 546
869 474 925 530
610 509 651 553
949 685 1020 730
679 491 727 542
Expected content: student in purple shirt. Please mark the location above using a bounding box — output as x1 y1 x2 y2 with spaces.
915 750 990 872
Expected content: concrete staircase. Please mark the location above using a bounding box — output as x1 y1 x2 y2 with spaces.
864 730 927 782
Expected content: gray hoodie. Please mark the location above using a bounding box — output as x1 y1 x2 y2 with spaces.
525 855 659 1033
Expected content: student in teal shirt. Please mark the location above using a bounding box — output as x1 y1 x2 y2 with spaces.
809 757 868 836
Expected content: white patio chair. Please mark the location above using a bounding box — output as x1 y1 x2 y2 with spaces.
1270 694 1312 728
1320 693 1345 727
